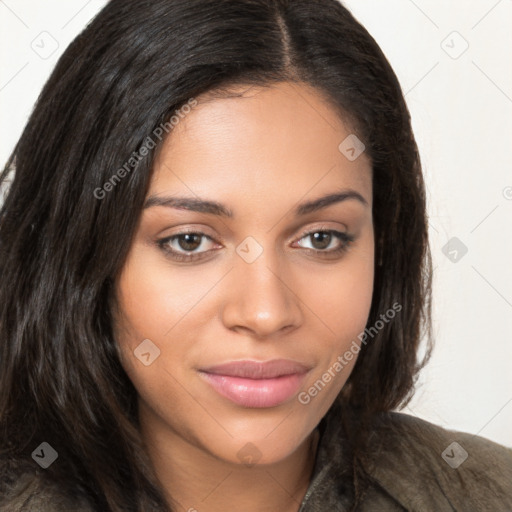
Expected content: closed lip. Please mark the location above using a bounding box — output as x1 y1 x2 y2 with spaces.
199 359 311 379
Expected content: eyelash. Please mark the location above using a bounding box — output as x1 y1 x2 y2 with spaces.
156 228 355 263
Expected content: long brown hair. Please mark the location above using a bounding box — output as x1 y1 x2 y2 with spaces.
0 0 432 509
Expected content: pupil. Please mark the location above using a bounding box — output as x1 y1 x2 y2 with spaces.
179 234 201 251
312 232 330 249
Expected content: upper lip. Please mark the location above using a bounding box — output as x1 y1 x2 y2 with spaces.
199 359 310 379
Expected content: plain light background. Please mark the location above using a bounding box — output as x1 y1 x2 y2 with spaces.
0 1 511 448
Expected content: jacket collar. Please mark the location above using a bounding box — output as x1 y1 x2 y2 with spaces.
298 400 355 511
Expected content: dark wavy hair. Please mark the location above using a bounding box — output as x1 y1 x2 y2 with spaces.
0 0 433 510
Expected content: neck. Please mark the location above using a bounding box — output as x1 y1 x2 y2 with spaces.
140 405 320 512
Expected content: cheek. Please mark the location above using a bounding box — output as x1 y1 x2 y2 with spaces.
301 235 374 388
113 249 214 349
112 249 220 406
112 253 177 392
308 240 374 344
112 259 191 429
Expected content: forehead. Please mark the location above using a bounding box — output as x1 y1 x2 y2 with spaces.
150 81 372 213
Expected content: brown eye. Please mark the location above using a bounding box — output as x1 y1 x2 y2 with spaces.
309 232 332 250
176 233 203 251
295 229 355 258
157 232 219 262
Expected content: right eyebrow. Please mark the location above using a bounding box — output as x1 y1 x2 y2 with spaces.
143 196 233 217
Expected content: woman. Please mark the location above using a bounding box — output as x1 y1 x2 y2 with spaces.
0 0 510 511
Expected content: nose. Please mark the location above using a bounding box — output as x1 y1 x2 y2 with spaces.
220 249 303 338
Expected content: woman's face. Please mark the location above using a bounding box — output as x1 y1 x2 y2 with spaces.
114 81 374 466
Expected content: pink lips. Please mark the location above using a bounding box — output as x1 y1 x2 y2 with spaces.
198 359 309 408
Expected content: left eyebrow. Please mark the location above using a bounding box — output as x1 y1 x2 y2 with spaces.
294 190 369 216
142 189 368 217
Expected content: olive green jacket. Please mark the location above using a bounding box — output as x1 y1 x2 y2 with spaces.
2 400 511 511
299 400 512 511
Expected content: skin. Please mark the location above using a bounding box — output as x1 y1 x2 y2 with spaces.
114 81 374 512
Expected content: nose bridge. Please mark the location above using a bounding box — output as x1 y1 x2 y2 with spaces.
221 237 303 336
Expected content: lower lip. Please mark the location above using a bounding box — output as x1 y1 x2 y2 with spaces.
199 371 307 408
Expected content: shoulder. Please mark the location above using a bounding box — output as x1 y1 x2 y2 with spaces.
0 456 95 512
363 410 512 510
